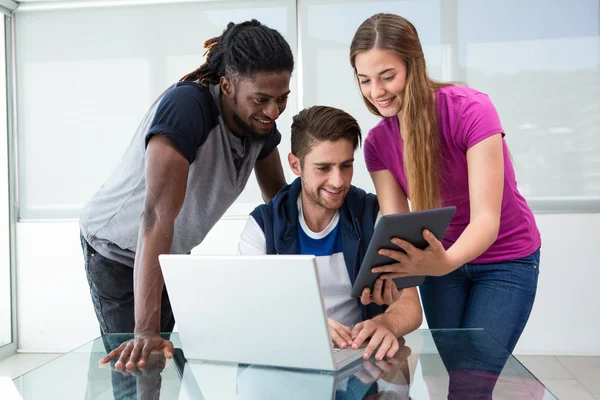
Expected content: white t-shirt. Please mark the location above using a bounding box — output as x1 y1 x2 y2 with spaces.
238 196 362 328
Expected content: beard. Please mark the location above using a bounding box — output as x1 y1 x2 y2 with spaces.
302 178 347 211
232 113 275 143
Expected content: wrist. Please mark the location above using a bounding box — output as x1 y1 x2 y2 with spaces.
372 313 399 336
445 248 464 272
134 316 160 336
134 328 160 336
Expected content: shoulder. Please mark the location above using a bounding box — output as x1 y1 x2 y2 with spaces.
366 117 397 138
364 117 397 149
157 82 218 119
436 85 494 115
249 202 273 231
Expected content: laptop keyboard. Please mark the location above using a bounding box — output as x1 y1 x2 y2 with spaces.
332 345 365 366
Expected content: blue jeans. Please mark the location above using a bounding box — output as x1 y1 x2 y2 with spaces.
419 248 540 353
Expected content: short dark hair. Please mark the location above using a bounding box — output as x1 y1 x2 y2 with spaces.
291 106 362 162
180 19 294 84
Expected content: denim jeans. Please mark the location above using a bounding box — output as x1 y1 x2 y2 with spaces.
80 232 175 400
419 248 540 354
80 232 175 335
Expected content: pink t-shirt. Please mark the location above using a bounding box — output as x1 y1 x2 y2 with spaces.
364 85 541 263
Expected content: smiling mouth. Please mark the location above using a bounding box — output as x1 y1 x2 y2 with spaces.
375 97 395 107
322 188 342 195
254 117 273 125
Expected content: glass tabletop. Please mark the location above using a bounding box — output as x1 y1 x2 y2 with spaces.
12 329 557 399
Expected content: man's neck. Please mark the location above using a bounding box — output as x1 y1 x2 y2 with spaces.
300 190 337 233
220 95 244 138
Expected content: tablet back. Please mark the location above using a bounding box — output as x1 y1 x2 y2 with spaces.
350 206 457 297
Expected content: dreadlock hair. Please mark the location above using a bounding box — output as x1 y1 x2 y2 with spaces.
180 19 294 85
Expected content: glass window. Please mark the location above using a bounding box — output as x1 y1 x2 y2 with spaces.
15 0 298 219
458 0 600 211
300 0 600 212
0 14 11 349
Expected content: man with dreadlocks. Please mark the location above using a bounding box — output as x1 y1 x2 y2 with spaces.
78 19 294 369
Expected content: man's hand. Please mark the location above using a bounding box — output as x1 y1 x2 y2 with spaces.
100 352 168 400
361 278 403 306
99 332 174 370
328 318 354 349
354 338 411 385
351 319 399 361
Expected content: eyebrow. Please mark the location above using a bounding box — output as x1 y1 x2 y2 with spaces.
254 90 291 98
313 159 355 167
357 68 396 77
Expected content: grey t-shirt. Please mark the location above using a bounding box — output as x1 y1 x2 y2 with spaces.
79 82 281 267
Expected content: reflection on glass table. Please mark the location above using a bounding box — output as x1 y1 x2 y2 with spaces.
12 329 557 399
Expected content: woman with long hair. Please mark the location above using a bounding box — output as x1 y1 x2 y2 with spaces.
350 13 541 353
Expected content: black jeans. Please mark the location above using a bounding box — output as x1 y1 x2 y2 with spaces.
80 232 175 400
80 232 175 335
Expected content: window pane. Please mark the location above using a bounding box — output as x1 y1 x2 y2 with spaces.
458 0 600 204
300 0 600 211
15 0 297 219
0 15 11 348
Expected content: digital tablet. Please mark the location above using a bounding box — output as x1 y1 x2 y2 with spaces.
350 206 456 298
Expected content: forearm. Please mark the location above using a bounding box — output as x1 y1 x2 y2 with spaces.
372 289 423 337
260 176 286 202
133 212 175 334
255 149 286 202
261 184 284 202
446 214 499 270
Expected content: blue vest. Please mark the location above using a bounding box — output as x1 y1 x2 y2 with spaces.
250 177 385 320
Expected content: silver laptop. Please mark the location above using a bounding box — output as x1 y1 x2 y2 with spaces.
159 254 365 371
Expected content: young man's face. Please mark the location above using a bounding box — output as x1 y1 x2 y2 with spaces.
221 71 291 138
289 139 355 211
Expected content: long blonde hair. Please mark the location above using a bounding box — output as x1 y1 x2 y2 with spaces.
350 13 450 211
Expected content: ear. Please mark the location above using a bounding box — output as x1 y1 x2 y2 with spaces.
220 76 234 98
288 153 302 176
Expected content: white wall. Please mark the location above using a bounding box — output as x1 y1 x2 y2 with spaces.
16 213 600 355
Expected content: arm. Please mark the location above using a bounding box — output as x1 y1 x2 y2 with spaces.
371 135 504 278
445 133 504 267
134 134 190 335
238 216 267 255
369 170 410 215
254 147 286 202
101 135 188 368
351 287 422 361
372 287 423 337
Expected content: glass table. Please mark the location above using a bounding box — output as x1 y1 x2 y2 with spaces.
12 329 557 399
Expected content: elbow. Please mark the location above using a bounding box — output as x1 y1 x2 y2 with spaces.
412 303 424 331
140 202 176 234
140 204 163 232
140 206 156 229
415 309 424 329
489 217 500 243
474 213 500 244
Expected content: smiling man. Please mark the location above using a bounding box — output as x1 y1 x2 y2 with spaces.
79 20 294 368
239 106 422 361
